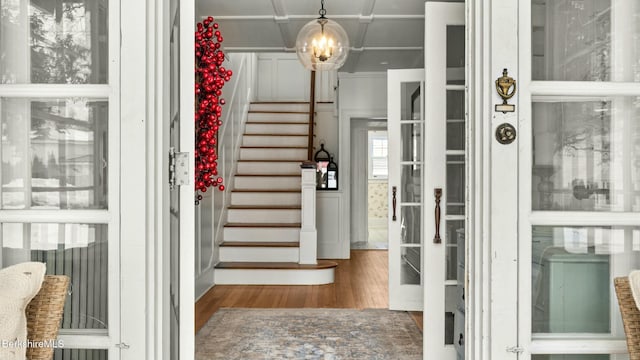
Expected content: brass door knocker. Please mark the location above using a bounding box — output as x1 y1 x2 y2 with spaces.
495 68 516 113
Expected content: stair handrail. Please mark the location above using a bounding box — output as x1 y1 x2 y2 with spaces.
307 70 316 161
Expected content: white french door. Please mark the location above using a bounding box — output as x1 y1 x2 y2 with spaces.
424 3 465 359
387 69 425 311
485 1 640 359
0 0 134 358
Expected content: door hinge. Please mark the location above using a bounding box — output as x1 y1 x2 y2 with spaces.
169 147 189 190
115 342 130 350
506 346 524 354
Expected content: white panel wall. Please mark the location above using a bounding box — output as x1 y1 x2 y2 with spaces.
195 53 256 300
257 53 310 101
255 53 337 102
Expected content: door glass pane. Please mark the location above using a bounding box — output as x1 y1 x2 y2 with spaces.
401 123 422 162
447 155 465 215
401 164 421 202
446 220 464 281
447 120 465 151
446 26 465 85
54 349 108 360
445 284 457 344
401 82 421 120
401 246 420 285
532 99 640 212
532 0 640 82
2 223 108 330
532 226 640 335
400 206 421 244
447 90 464 120
1 98 108 210
0 0 109 84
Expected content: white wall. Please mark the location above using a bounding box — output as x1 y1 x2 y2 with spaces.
195 53 256 299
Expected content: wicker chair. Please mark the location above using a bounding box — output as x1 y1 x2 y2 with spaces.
614 277 640 360
25 275 70 360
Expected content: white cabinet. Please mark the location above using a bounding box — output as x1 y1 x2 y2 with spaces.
317 191 347 259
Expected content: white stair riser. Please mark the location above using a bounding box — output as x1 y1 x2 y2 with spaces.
227 208 300 223
250 103 309 112
240 148 307 161
237 161 301 175
219 247 299 262
245 123 308 135
248 112 308 123
231 192 301 206
214 268 335 285
234 176 300 190
223 227 299 242
243 135 308 147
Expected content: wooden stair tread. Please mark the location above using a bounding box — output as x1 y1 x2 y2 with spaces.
238 159 306 162
220 241 300 248
240 146 307 149
235 173 300 177
228 205 301 210
251 101 309 104
225 222 301 228
215 260 338 270
249 111 309 114
246 121 308 125
232 189 301 193
243 133 308 136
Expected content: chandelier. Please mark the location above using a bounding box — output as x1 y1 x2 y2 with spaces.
295 0 349 71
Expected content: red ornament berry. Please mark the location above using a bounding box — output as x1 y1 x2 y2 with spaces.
218 185 225 191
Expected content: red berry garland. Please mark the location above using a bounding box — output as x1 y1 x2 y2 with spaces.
195 16 232 201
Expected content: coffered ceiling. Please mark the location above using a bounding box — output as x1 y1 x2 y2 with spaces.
195 0 459 72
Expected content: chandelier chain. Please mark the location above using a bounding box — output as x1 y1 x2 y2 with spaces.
318 0 327 18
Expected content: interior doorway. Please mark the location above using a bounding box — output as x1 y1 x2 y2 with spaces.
350 118 389 250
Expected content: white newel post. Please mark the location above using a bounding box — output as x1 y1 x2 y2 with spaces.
299 163 318 264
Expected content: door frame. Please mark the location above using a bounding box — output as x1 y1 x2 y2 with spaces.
350 118 388 249
467 0 509 359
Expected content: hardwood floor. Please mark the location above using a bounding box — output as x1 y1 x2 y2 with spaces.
195 249 423 332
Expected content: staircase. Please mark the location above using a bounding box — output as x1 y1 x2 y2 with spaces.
214 102 337 285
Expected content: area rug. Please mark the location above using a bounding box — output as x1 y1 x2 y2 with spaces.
195 308 422 360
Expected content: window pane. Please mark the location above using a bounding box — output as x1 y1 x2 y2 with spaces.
400 206 420 245
446 25 465 85
401 246 420 285
401 82 421 120
447 155 465 215
446 220 464 281
401 123 422 162
401 164 421 203
0 0 109 84
54 349 108 360
1 98 108 209
532 99 640 212
2 223 108 330
532 1 640 82
532 226 640 335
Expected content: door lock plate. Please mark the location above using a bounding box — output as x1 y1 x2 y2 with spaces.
495 123 517 145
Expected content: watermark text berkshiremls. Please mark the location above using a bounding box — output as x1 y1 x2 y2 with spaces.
2 339 64 349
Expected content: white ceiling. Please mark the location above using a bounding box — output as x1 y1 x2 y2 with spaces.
195 0 459 72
